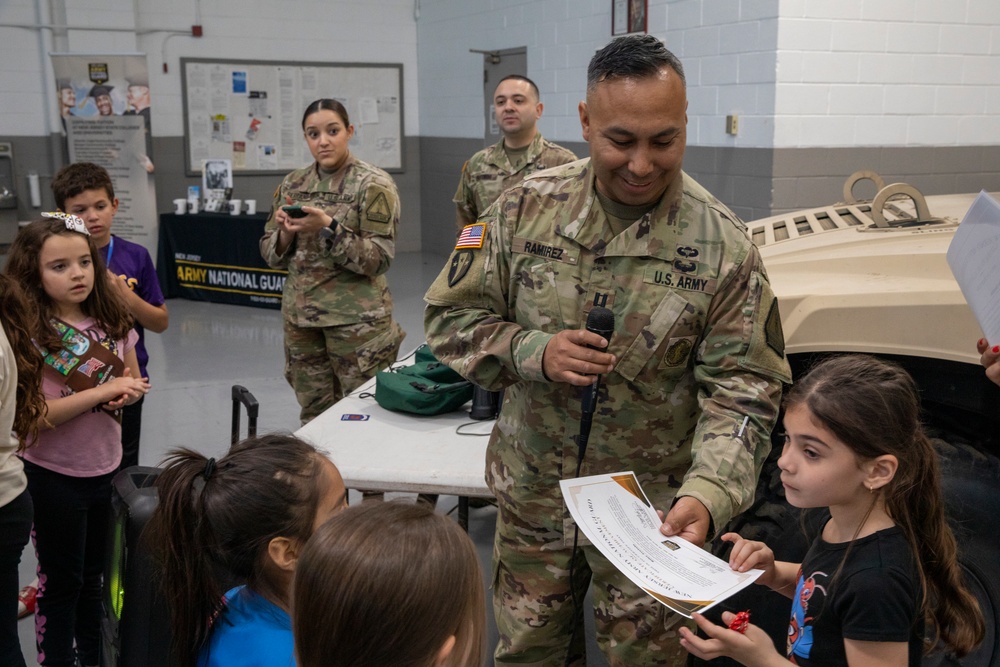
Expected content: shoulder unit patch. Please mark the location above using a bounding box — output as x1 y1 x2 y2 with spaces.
765 298 785 358
365 189 393 224
447 249 475 287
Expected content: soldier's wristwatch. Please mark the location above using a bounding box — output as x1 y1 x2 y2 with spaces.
319 223 336 241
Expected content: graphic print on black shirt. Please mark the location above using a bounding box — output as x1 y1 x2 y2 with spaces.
788 567 829 661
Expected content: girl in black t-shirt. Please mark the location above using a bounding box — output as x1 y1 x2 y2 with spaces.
679 355 984 666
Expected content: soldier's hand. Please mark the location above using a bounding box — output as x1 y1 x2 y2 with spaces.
285 205 334 234
541 329 615 386
659 496 711 547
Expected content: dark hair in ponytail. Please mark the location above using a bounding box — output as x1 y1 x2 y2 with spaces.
144 434 326 665
301 98 349 128
785 355 984 657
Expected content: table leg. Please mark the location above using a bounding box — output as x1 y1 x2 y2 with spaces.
458 496 469 531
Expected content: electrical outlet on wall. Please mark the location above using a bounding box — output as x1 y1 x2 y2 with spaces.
726 115 739 135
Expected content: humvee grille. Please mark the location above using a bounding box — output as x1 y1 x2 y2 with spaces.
749 204 878 247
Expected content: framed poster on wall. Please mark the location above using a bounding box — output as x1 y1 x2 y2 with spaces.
181 58 404 175
612 0 647 35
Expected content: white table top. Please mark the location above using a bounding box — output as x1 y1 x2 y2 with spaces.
294 373 495 498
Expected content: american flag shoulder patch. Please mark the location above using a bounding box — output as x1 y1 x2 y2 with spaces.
455 223 486 249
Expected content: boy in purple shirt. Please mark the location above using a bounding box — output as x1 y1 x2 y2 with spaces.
52 162 168 469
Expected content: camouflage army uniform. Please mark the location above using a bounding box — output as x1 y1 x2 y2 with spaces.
262 156 405 424
425 160 791 666
453 132 576 231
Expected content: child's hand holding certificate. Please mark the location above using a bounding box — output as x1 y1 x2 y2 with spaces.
560 472 762 617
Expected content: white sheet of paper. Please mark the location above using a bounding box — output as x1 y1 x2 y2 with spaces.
946 191 1000 343
358 97 379 125
560 472 761 618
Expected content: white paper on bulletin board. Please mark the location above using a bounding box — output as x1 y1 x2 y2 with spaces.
181 58 403 175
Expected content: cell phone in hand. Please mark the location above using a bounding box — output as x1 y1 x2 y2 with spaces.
282 205 308 218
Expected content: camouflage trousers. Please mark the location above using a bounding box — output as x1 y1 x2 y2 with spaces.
284 317 405 424
492 497 693 666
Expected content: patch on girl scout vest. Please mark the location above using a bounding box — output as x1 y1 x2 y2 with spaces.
447 250 474 287
365 189 392 224
43 318 126 417
765 299 785 357
456 223 486 249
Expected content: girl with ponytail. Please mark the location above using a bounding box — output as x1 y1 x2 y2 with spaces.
680 355 984 666
144 434 346 666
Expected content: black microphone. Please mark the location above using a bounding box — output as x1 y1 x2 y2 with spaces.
576 306 614 464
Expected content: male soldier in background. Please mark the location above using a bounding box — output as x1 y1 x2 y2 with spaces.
453 74 576 233
425 35 791 666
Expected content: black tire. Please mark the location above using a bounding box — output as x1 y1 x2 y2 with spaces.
921 438 1000 666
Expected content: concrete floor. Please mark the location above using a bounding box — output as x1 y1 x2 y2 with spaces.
16 250 609 666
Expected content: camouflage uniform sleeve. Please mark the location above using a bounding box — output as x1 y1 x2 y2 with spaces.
452 160 477 233
553 145 578 167
260 182 293 269
678 242 792 536
424 196 554 390
323 179 398 277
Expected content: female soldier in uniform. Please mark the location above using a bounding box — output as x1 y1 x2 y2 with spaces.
261 98 405 423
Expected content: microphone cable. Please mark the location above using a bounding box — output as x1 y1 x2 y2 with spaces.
563 306 614 666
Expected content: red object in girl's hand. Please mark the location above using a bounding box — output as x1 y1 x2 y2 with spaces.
728 610 751 634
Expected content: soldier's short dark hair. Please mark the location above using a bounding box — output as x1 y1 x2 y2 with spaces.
51 162 115 210
587 34 686 90
302 98 350 129
496 74 540 100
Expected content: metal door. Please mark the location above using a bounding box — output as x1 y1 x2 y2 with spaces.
480 48 527 147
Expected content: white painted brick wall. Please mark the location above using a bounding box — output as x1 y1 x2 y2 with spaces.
773 0 1000 146
0 0 419 138
2 0 997 150
417 0 999 148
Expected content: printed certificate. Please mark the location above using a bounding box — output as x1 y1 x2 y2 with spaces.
947 190 1000 343
560 472 762 617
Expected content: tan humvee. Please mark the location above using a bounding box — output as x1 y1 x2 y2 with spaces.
711 173 1000 667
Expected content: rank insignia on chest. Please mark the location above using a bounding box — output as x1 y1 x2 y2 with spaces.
456 223 486 249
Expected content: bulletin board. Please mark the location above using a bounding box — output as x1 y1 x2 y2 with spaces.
181 58 403 175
